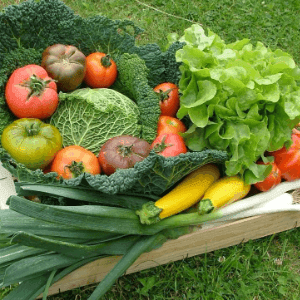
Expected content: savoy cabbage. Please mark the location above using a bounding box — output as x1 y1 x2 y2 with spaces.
50 88 141 154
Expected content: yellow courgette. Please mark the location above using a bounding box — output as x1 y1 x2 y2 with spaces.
136 163 220 225
198 175 251 215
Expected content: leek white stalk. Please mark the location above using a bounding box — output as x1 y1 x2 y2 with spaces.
256 193 293 209
200 193 294 228
224 204 300 221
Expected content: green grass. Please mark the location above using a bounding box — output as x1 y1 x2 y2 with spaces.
1 0 300 299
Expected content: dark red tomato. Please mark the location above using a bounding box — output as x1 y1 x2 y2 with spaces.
41 44 86 92
151 133 187 157
154 82 180 117
157 116 187 136
5 64 58 119
270 134 300 181
254 161 282 192
98 135 151 175
50 145 101 179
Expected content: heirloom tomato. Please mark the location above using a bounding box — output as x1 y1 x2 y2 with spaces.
157 116 187 136
151 133 187 157
41 44 86 92
51 145 101 179
1 118 62 170
98 135 151 175
5 64 58 119
84 52 117 88
154 82 180 117
270 133 300 181
254 161 282 192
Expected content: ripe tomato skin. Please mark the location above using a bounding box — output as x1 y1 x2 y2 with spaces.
84 52 117 88
151 133 187 157
5 64 58 119
41 44 86 92
1 118 62 170
51 145 101 179
157 116 187 136
254 161 282 192
98 135 151 175
154 82 180 117
270 134 300 181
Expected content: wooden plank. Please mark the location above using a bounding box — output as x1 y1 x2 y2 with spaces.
39 211 300 298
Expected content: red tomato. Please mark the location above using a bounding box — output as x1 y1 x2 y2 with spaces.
50 145 101 179
270 134 300 181
254 161 282 192
5 64 58 119
84 52 117 88
151 133 187 157
98 135 151 175
157 116 187 136
154 82 180 117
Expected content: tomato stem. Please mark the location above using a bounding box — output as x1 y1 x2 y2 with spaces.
20 74 53 99
101 54 112 68
25 122 40 136
65 161 85 178
117 144 134 157
155 88 174 102
152 136 173 153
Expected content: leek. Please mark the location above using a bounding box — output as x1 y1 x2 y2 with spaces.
87 234 166 300
15 182 155 209
11 231 141 258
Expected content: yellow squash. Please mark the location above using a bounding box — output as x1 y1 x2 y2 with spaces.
198 175 251 215
136 163 220 225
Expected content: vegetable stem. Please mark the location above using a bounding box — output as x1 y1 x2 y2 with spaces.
87 234 165 300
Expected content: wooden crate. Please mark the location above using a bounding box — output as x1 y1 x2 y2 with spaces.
40 210 300 298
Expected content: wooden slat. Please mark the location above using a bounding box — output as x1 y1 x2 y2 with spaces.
38 211 300 298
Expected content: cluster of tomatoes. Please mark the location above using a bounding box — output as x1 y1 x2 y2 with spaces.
47 81 188 179
49 80 189 179
254 130 300 192
74 82 188 178
2 42 190 180
152 82 187 157
1 43 121 179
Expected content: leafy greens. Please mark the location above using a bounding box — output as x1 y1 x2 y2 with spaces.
174 24 300 184
0 0 184 144
0 148 228 196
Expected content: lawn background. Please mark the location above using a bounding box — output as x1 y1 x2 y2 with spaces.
0 0 300 299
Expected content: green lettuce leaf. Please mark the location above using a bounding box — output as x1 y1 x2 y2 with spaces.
176 24 300 184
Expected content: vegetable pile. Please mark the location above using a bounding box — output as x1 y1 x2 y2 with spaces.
1 0 300 299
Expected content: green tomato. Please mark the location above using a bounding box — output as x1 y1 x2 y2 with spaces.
1 118 62 170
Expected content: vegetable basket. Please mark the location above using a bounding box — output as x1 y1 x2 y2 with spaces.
1 0 300 299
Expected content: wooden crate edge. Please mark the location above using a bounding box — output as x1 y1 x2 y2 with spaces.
39 211 300 298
